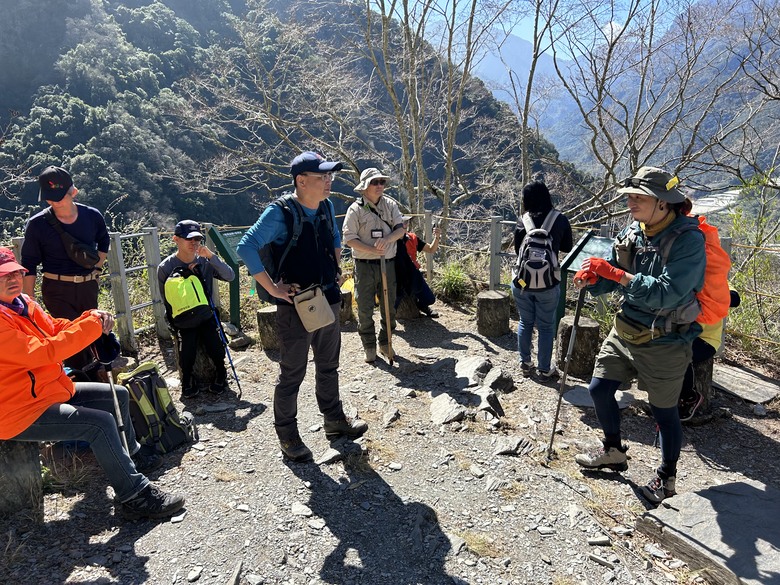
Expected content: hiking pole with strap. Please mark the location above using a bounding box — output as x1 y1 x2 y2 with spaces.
379 254 394 365
546 286 587 462
89 342 130 455
205 295 243 399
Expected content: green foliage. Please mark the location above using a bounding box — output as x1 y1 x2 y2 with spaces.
433 262 471 303
724 187 780 359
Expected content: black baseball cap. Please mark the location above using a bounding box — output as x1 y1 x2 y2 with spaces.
174 220 204 239
38 166 74 202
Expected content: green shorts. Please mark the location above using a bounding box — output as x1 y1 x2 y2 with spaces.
593 328 692 408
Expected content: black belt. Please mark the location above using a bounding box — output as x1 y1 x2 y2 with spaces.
355 258 384 265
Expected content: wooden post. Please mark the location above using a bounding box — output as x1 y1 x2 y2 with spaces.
476 290 510 337
694 355 715 414
488 216 502 291
142 227 170 340
424 210 434 278
108 232 137 354
0 441 43 521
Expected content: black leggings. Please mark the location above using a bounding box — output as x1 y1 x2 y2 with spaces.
178 317 226 385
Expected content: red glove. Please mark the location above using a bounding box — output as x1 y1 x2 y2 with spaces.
574 269 597 285
588 257 626 283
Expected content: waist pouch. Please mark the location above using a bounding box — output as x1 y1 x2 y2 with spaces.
614 312 664 345
293 285 336 332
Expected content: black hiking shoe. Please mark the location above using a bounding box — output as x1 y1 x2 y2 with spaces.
641 474 677 504
279 434 313 462
323 415 368 439
678 390 704 422
131 445 162 474
117 484 185 520
209 379 228 394
575 444 629 472
520 362 534 378
182 384 199 398
420 306 439 318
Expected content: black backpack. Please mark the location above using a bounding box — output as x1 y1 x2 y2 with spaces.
254 194 335 302
117 362 198 454
513 210 561 290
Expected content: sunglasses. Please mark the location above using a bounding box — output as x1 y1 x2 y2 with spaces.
370 179 387 186
621 175 679 191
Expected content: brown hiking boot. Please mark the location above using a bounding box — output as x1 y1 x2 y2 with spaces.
323 415 368 439
575 444 629 472
278 433 313 462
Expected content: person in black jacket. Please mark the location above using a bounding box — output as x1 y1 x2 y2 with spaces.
511 180 573 379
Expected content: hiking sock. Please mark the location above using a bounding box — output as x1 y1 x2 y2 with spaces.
603 434 624 451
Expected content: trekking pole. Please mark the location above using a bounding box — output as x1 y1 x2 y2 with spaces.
90 344 130 455
546 286 587 462
207 297 243 399
379 254 394 365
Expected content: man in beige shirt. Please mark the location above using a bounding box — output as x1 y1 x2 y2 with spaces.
342 168 405 363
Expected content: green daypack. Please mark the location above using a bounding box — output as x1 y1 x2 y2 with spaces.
117 362 198 454
164 264 213 328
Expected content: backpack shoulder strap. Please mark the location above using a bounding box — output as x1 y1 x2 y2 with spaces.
657 222 699 265
273 194 304 272
521 212 536 234
540 210 560 233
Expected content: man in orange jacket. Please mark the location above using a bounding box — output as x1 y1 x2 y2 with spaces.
0 246 185 520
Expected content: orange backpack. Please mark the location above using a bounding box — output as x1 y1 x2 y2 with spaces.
693 216 731 324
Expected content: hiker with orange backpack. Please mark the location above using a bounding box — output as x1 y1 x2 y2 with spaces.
572 167 706 505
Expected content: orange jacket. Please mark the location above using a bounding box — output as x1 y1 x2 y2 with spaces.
0 295 103 440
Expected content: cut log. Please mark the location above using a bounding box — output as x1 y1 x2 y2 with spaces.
339 290 353 323
556 315 600 379
396 295 420 320
256 305 279 350
694 354 714 414
0 441 43 521
476 291 510 337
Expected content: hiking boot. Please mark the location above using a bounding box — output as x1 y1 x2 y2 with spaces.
641 474 677 504
420 306 439 318
364 346 377 363
539 366 560 380
323 415 368 439
209 379 228 394
131 445 162 474
678 391 704 422
117 484 185 520
182 384 199 399
379 345 395 360
279 434 313 462
575 444 629 471
520 362 534 378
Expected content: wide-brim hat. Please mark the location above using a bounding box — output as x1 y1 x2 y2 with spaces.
354 168 390 193
616 166 685 203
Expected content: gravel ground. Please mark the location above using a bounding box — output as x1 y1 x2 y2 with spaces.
2 301 778 585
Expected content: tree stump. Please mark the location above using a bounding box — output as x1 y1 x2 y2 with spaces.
170 329 218 385
256 305 279 350
396 295 420 320
556 315 600 378
476 290 510 337
0 441 43 521
694 355 715 414
339 290 353 323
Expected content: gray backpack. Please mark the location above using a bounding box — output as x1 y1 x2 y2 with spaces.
513 210 561 290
